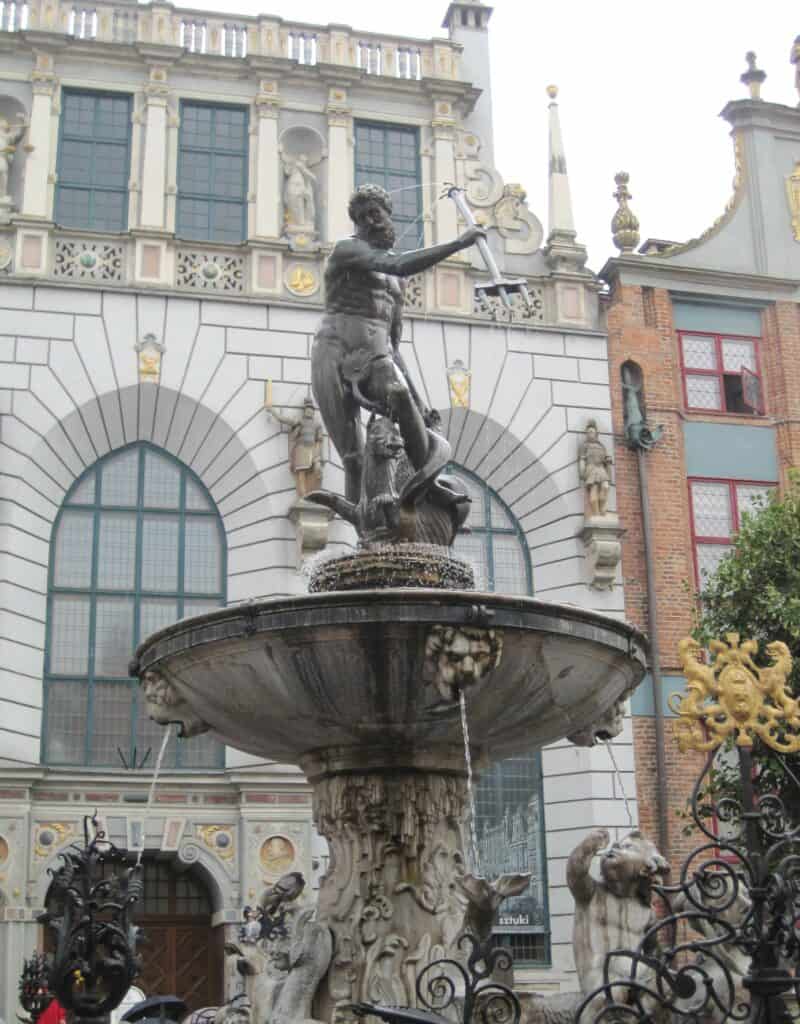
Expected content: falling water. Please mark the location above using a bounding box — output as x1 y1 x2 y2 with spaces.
136 726 173 868
605 739 635 829
459 690 481 873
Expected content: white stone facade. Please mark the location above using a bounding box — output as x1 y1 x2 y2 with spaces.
0 0 636 1013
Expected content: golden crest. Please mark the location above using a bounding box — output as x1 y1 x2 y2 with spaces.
34 822 74 858
447 359 471 409
671 634 800 753
285 264 318 296
786 160 800 243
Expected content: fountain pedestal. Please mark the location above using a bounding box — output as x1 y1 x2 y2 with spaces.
133 589 646 1022
302 746 470 1020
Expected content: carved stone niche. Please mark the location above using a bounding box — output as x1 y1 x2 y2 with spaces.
278 125 327 251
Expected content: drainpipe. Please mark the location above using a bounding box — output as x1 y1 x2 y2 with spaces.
622 359 668 859
636 447 670 860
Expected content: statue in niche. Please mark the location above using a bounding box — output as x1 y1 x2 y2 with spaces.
307 183 482 544
283 153 317 232
577 419 612 518
0 117 27 204
266 394 324 500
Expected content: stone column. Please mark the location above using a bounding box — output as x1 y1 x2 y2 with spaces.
254 79 281 239
20 53 57 219
301 745 468 1023
326 87 353 245
138 67 170 229
431 100 459 244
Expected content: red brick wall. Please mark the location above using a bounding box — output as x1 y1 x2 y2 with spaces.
609 281 800 869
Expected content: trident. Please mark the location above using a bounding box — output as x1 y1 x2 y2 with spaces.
443 184 534 313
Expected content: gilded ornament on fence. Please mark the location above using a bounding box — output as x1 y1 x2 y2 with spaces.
671 633 800 753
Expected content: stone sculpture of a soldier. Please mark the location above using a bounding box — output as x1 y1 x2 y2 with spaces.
310 183 484 507
578 419 612 518
266 395 323 499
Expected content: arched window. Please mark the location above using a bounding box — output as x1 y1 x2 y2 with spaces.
448 466 549 964
449 466 532 594
44 444 225 769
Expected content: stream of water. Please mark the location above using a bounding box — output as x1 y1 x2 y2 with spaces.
136 727 173 868
459 690 481 874
605 739 635 829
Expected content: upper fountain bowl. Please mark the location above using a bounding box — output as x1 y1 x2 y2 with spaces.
132 589 647 768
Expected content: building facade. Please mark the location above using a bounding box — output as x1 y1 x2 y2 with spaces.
0 0 640 1014
603 51 800 872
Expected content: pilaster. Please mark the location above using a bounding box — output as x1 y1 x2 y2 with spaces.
431 98 459 244
20 52 58 221
254 79 281 240
325 86 353 244
139 66 170 230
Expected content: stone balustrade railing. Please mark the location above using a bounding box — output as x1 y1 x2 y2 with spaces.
0 0 462 80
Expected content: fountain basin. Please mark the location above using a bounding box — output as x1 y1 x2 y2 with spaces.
133 589 647 766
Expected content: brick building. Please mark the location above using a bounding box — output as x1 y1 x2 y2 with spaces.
0 0 640 1013
602 49 800 868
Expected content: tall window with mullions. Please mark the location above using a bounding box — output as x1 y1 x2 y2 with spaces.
55 90 132 232
354 122 422 251
44 444 226 769
177 102 249 243
448 466 550 965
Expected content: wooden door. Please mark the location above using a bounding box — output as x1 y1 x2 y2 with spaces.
137 860 223 1010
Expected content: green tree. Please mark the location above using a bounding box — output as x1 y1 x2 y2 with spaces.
693 474 800 692
686 473 800 830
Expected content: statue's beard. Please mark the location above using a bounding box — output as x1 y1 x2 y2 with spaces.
365 222 396 249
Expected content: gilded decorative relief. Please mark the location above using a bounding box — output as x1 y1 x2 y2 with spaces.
786 159 800 242
34 822 74 858
199 824 235 861
259 835 296 876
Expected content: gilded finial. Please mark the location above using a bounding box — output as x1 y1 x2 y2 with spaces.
740 51 766 100
611 171 640 254
670 634 800 754
546 84 558 100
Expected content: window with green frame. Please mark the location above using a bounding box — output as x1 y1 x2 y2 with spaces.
354 121 422 251
55 89 132 232
44 444 226 769
177 101 249 243
448 466 550 965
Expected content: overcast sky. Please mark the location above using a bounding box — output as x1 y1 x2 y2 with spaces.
186 0 797 272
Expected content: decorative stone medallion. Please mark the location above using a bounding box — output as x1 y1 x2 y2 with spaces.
34 822 74 858
199 824 235 861
259 834 296 876
284 263 319 297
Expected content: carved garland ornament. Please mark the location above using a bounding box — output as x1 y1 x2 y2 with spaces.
671 634 800 753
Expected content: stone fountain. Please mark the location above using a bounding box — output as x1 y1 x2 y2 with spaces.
131 184 646 1023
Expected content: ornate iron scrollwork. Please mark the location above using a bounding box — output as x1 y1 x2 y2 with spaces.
19 952 55 1023
576 635 800 1024
353 933 521 1024
39 814 144 1018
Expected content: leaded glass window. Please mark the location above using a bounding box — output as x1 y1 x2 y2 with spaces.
44 444 226 768
176 102 248 243
354 122 422 251
679 329 764 414
690 478 775 585
55 89 132 232
448 467 548 964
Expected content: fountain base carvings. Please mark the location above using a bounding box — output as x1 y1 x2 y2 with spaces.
307 758 469 1021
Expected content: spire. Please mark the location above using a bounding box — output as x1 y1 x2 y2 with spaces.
544 86 587 272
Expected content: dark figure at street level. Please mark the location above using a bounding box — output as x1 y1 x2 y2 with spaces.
311 183 485 509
